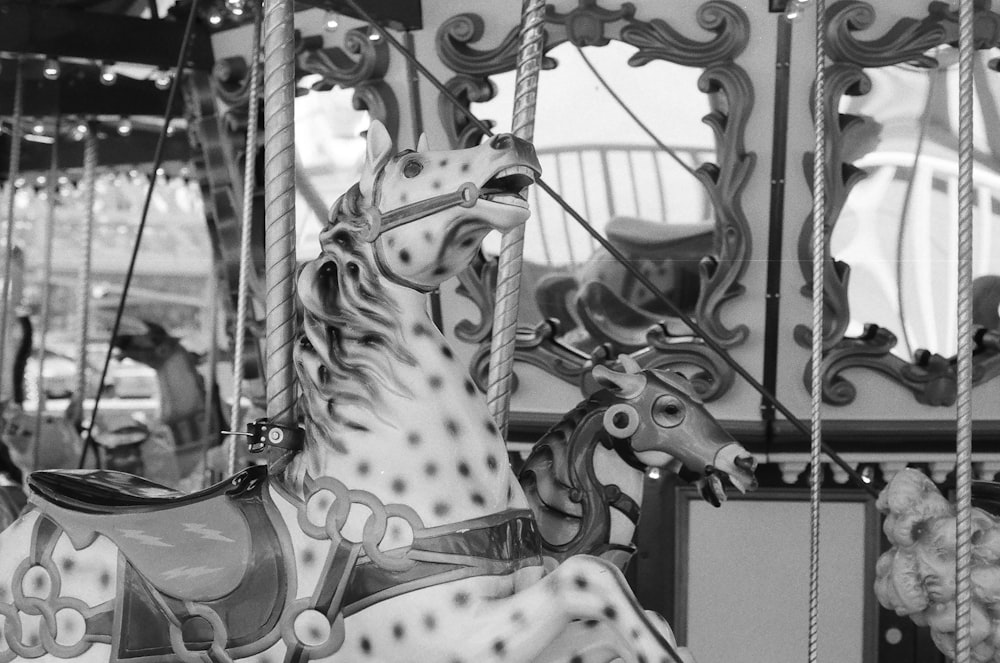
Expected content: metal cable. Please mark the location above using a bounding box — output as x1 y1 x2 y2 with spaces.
808 0 827 660
261 0 299 468
78 0 202 467
0 58 24 412
75 134 97 438
228 5 262 476
33 119 60 471
575 45 700 181
345 0 878 497
954 0 976 659
485 0 545 437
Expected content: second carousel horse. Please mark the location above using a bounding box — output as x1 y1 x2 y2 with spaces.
520 354 757 567
0 122 715 662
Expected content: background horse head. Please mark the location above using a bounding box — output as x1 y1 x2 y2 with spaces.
520 354 757 566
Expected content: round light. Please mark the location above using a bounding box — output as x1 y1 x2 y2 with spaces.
32 123 45 135
324 11 339 31
43 58 60 81
165 123 176 137
368 31 380 41
100 64 118 86
117 118 133 136
154 70 172 90
208 10 223 25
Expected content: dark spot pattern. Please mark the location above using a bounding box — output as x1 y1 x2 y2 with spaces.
99 571 111 588
434 502 450 517
445 419 460 437
413 324 430 337
510 611 524 623
603 605 617 621
485 420 498 435
470 492 485 506
61 558 75 572
584 619 599 629
429 375 443 390
574 575 588 589
486 455 498 472
441 345 454 359
425 462 438 477
358 461 370 476
392 623 405 640
453 591 470 607
408 432 421 446
423 613 437 630
399 250 411 264
391 478 406 494
457 461 470 477
360 637 372 654
492 640 505 656
570 657 583 663
464 380 476 395
302 549 315 565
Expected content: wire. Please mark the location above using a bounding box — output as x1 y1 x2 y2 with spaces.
575 45 700 181
77 0 203 468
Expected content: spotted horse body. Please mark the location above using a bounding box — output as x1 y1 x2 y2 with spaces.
3 122 702 663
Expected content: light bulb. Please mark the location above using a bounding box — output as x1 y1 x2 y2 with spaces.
324 11 339 31
154 70 172 90
208 10 223 25
100 63 118 86
32 123 45 135
117 118 133 136
43 58 60 81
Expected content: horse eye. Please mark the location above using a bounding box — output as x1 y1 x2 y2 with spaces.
652 396 685 428
403 160 423 178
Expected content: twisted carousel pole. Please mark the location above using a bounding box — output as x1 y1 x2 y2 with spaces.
0 58 24 407
75 132 98 432
485 0 546 438
262 0 298 462
954 0 976 659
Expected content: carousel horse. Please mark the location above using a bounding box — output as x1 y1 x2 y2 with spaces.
0 122 729 662
520 354 757 568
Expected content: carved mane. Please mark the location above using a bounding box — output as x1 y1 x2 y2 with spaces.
295 185 417 448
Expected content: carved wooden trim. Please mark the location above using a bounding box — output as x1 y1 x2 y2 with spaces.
795 324 1000 407
443 1 755 398
806 0 1000 404
297 27 399 138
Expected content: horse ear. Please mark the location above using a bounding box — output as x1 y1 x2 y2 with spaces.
617 354 642 374
360 120 395 201
592 364 647 399
416 132 430 152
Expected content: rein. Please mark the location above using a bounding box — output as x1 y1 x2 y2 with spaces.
360 179 481 243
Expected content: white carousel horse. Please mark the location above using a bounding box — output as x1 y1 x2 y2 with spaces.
520 354 757 568
0 121 713 662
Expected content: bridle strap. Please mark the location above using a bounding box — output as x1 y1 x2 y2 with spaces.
361 181 481 242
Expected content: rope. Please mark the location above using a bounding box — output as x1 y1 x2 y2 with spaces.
75 133 97 435
954 0 976 659
808 0 827 660
485 0 546 438
575 46 699 181
33 119 59 470
262 0 298 462
228 4 262 476
78 0 202 467
0 58 23 413
342 0 877 496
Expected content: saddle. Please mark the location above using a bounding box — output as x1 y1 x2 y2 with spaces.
576 281 691 352
28 465 288 662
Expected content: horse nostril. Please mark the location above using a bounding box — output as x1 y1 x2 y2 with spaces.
733 455 757 473
491 134 513 150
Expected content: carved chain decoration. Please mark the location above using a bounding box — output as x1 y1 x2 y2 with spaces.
440 0 754 401
798 0 1000 405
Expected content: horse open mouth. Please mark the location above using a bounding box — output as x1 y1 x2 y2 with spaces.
479 165 536 207
698 452 758 508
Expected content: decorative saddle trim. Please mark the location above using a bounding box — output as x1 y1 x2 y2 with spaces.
24 467 290 663
342 510 543 615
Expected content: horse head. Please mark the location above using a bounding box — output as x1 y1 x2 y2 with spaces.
354 120 540 290
113 319 180 369
592 355 758 506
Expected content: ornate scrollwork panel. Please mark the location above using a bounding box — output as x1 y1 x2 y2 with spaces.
297 27 398 138
692 64 755 347
796 325 1000 407
808 0 1000 404
619 0 749 67
794 64 871 348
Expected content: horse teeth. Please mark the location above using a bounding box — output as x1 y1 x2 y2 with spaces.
493 165 535 179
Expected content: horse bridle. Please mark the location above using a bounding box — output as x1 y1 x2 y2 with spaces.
360 159 485 292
